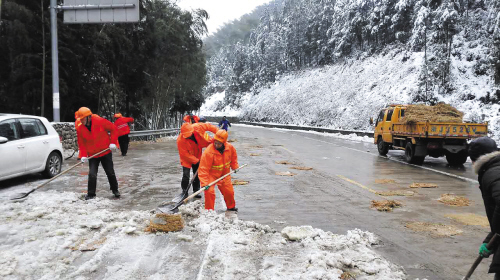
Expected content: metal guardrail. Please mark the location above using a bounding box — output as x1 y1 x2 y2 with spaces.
129 128 179 138
239 122 374 138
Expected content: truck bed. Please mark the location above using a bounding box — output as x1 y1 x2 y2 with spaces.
392 122 488 138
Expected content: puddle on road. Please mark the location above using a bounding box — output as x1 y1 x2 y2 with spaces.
438 194 470 207
405 222 463 237
410 183 439 188
445 213 489 227
371 200 402 212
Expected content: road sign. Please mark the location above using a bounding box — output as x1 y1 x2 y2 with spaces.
63 0 139 24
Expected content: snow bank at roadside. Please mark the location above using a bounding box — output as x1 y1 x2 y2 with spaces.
180 201 406 279
0 191 150 280
0 191 406 279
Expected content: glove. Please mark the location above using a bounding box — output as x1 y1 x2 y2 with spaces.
109 144 118 151
480 243 492 258
81 157 88 163
204 185 210 190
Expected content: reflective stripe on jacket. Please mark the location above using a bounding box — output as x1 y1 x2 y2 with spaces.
114 117 134 137
198 142 239 187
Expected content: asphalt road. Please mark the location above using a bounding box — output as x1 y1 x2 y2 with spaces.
0 123 492 280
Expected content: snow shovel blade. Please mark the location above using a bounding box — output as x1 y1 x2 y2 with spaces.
157 202 182 213
11 189 36 200
172 170 198 203
172 189 189 204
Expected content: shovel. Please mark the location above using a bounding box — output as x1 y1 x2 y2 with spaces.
158 164 247 213
11 148 111 200
464 233 499 280
171 170 199 203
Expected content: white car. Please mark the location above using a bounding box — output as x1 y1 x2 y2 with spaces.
0 114 63 181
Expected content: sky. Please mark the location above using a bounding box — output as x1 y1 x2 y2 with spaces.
176 0 271 34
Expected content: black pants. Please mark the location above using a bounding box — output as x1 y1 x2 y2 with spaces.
118 134 129 156
181 163 200 193
88 152 118 195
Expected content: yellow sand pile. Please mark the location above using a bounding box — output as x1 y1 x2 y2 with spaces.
228 139 237 143
250 153 261 156
438 194 470 206
446 213 489 227
376 190 416 196
405 222 463 237
371 200 403 211
146 213 184 233
402 103 464 124
340 271 357 280
375 179 397 184
290 166 313 170
232 180 249 185
410 183 438 188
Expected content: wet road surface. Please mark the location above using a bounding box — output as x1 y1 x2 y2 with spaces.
0 124 491 280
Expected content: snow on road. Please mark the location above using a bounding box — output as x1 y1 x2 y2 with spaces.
0 191 407 279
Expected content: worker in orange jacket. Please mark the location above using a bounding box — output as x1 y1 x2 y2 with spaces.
113 113 134 156
76 107 121 200
177 122 218 199
183 114 200 124
198 130 239 211
74 111 86 160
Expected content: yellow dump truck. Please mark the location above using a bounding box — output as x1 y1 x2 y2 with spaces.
373 105 488 165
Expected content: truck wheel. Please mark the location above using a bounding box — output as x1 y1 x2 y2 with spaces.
377 137 389 156
405 142 425 165
446 151 468 166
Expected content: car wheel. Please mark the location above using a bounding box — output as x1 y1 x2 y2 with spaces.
43 152 62 178
377 137 389 156
405 142 424 165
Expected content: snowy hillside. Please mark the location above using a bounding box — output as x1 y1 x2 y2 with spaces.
201 47 500 141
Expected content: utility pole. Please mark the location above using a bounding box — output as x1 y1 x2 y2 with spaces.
50 0 60 122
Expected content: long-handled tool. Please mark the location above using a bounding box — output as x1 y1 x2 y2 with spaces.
158 164 248 213
464 233 499 280
171 170 199 203
11 148 110 200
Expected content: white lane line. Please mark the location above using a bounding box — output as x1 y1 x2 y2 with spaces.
274 129 477 183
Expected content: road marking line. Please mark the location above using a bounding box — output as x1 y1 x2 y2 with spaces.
300 136 477 183
279 146 295 154
337 175 378 194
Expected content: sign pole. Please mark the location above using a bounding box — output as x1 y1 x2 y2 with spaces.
50 0 60 122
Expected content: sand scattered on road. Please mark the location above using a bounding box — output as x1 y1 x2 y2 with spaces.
250 153 261 156
290 166 313 170
250 145 264 148
275 160 294 165
438 194 470 206
232 180 249 185
145 213 184 233
276 171 297 176
405 222 463 237
375 179 397 184
376 190 416 196
410 183 438 188
228 139 237 143
446 213 489 227
371 200 403 212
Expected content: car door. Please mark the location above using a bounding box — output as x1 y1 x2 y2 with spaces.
18 118 49 172
382 109 394 143
0 119 26 178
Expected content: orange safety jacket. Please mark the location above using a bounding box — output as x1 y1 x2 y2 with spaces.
198 142 239 187
193 123 218 148
114 117 134 137
176 132 205 168
183 115 200 124
76 114 119 158
75 118 86 158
